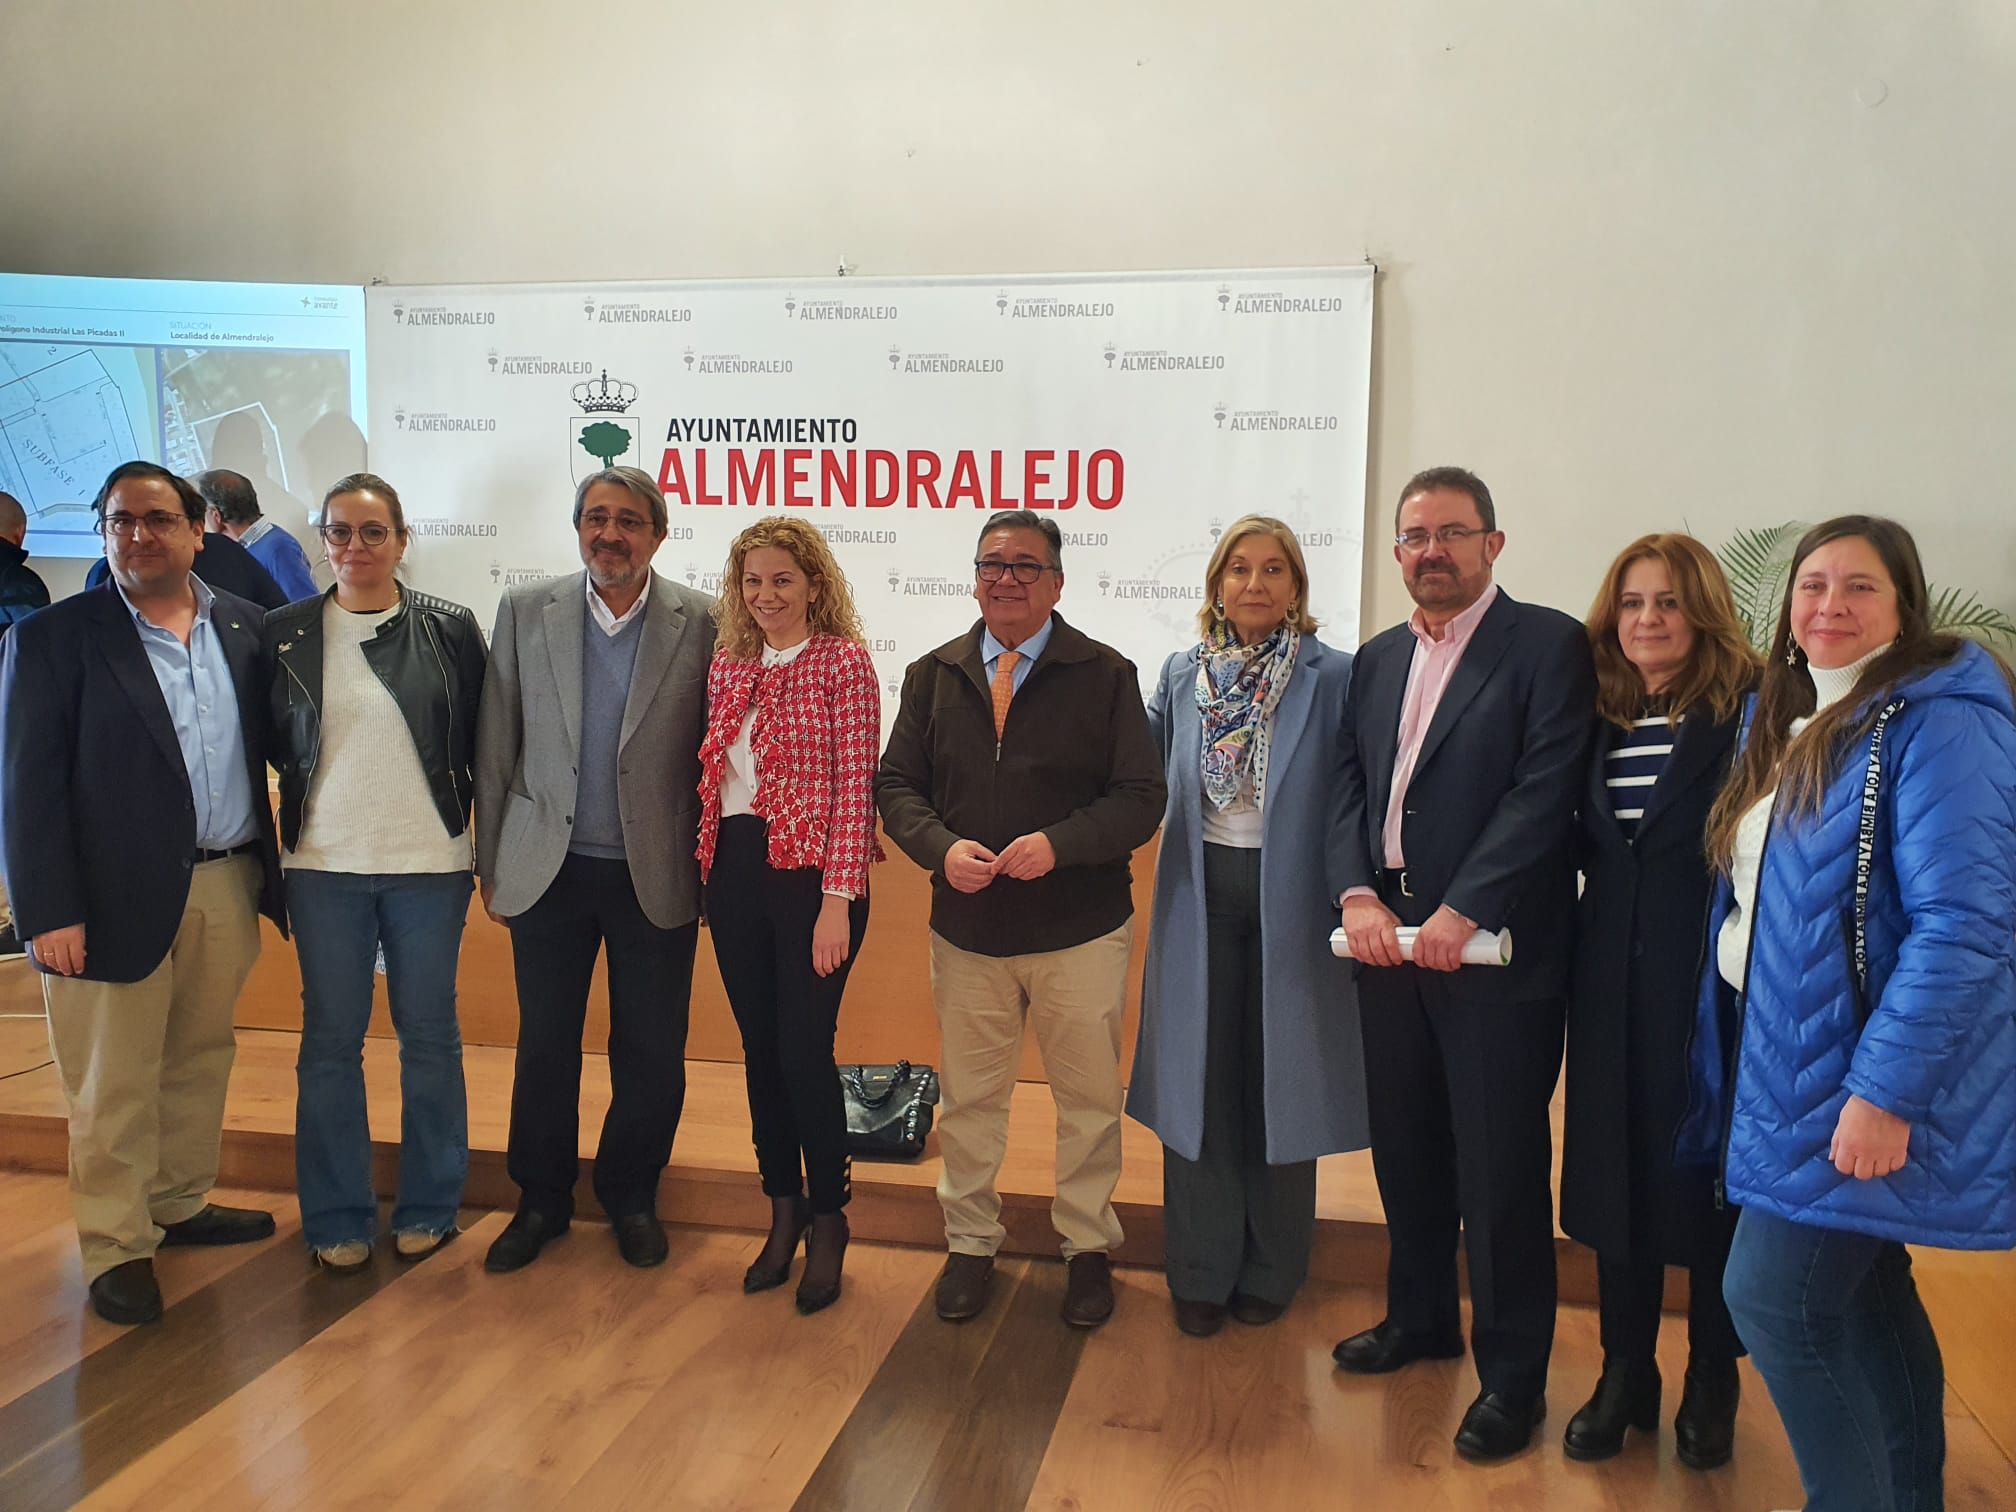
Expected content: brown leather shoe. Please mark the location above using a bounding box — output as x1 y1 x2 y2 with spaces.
1061 1252 1114 1329
935 1252 995 1321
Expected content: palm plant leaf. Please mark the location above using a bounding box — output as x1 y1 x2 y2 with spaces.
1717 522 1806 650
1927 586 2016 645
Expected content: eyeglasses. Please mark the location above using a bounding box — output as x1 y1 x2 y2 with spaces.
102 511 193 539
1395 526 1488 552
319 522 395 547
580 509 655 535
975 559 1057 585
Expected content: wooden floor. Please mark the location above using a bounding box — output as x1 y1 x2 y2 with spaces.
1 1170 2013 1510
0 1016 1594 1301
6 996 2016 1508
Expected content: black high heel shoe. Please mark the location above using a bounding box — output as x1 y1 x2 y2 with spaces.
743 1195 811 1294
1674 1355 1740 1469
1563 1358 1661 1461
795 1212 849 1315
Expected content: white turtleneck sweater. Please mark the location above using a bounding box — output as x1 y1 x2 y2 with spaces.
1717 645 1889 989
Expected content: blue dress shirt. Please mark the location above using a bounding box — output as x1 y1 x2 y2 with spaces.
116 576 258 850
980 615 1054 695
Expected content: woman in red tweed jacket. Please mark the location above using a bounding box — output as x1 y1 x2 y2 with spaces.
697 517 882 1314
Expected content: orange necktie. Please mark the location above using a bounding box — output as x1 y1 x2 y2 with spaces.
991 650 1020 738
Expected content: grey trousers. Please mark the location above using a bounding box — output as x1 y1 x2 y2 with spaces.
1162 843 1318 1306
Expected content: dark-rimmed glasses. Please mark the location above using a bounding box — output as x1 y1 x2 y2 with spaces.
975 559 1057 585
102 511 193 539
319 522 395 547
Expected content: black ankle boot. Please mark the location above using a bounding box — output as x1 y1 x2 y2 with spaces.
796 1212 849 1315
1675 1355 1740 1469
743 1196 811 1294
1563 1358 1661 1461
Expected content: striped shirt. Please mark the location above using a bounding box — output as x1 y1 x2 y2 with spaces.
1605 712 1674 840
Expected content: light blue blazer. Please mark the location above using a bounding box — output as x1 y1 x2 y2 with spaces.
1126 637 1370 1163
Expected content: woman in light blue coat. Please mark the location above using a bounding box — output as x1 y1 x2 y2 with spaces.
1128 516 1369 1337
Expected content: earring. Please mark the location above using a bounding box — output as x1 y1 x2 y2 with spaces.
1785 641 1799 666
1212 599 1226 621
1287 599 1299 616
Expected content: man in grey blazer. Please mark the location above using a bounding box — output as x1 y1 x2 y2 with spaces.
474 467 715 1273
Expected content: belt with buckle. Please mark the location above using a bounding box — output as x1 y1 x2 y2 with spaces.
1380 868 1413 899
194 841 256 864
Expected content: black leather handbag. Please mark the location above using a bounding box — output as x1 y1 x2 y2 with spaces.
839 1061 940 1159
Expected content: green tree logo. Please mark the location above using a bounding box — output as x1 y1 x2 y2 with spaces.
579 420 632 469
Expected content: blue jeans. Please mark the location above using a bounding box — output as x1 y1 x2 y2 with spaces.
288 869 472 1249
1724 1207 1945 1512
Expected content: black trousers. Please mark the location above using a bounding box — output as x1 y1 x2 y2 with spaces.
704 816 868 1215
505 851 698 1222
1597 1255 1743 1365
1163 844 1317 1305
1358 876 1566 1401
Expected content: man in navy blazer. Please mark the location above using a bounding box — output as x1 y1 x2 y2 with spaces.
1330 467 1596 1460
0 461 286 1326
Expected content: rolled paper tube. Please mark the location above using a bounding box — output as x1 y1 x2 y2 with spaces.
1329 926 1513 965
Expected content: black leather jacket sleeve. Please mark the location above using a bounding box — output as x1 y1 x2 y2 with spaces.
263 588 486 852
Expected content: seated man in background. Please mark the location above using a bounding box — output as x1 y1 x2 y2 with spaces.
197 468 320 602
0 461 286 1325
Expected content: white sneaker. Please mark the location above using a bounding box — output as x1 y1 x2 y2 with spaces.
314 1240 371 1273
394 1228 456 1260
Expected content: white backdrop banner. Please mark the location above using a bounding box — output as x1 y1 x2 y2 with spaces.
366 267 1371 719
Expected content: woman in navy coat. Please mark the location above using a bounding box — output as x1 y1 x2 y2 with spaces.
1127 516 1368 1337
1560 533 1759 1467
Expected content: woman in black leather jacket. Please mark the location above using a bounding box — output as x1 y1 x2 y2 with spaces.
263 473 486 1272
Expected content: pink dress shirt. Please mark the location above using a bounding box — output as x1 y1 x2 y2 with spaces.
1344 583 1500 902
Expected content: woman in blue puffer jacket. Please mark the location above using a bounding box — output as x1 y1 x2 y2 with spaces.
1678 515 2016 1512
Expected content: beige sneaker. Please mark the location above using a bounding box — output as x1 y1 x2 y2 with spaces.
394 1228 457 1261
314 1241 371 1274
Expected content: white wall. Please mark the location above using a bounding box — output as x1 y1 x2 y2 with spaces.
5 0 2013 632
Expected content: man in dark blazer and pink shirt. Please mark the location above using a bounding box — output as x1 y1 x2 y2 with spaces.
1331 466 1596 1461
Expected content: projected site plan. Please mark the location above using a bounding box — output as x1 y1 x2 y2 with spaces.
0 346 149 545
0 274 367 557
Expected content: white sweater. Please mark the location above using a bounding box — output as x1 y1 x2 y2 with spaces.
286 596 472 875
1717 647 1886 988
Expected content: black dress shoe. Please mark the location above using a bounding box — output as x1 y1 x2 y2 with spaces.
1674 1355 1741 1470
614 1212 669 1268
1229 1293 1286 1326
89 1258 163 1325
795 1212 848 1315
1061 1253 1115 1329
1563 1359 1660 1461
1454 1391 1546 1462
1332 1318 1465 1374
1173 1296 1227 1337
484 1210 569 1273
158 1204 276 1247
744 1196 812 1294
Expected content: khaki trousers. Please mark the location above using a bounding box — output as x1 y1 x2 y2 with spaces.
43 854 263 1281
929 921 1131 1259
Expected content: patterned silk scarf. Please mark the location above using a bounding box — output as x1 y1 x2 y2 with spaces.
1194 620 1299 812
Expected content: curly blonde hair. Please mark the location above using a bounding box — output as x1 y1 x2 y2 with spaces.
710 517 867 659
